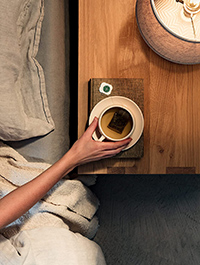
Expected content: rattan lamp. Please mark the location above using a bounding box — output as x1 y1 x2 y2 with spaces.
136 0 200 64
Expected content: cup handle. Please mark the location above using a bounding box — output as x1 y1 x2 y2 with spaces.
97 135 106 142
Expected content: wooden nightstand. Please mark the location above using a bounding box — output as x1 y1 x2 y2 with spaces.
78 0 200 174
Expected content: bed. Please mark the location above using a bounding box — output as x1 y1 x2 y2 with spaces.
0 1 106 264
2 0 71 164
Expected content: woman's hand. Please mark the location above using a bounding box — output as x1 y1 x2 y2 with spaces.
68 117 132 167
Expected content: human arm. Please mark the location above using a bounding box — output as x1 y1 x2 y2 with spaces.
0 117 131 229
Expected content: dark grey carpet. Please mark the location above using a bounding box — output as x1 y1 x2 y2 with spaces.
92 175 200 265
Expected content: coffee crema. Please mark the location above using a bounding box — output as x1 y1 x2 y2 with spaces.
100 107 133 140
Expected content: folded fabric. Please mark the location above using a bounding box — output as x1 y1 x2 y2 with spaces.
0 141 99 239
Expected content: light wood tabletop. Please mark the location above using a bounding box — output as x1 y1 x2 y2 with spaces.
78 0 200 174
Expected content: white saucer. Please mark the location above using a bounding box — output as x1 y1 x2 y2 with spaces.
89 96 144 151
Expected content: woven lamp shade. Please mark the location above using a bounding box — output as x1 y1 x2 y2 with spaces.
136 0 200 64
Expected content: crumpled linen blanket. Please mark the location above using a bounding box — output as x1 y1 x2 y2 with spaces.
0 141 99 239
0 227 107 265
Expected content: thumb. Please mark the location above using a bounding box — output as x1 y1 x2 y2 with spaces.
86 117 98 136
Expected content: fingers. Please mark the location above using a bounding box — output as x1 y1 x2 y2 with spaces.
96 141 131 159
101 138 132 151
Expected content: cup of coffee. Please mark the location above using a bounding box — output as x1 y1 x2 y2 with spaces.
97 105 135 142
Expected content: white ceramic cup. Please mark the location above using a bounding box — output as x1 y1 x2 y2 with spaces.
97 104 135 142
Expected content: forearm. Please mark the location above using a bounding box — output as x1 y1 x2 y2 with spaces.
0 118 131 229
0 152 76 229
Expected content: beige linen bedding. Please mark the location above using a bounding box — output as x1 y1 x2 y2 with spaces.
0 141 106 264
0 227 106 265
0 141 99 239
0 0 55 141
0 1 106 264
5 0 70 164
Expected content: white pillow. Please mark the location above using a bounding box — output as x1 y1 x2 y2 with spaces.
0 0 55 141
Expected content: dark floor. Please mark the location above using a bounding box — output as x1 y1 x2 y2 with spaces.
91 174 200 265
